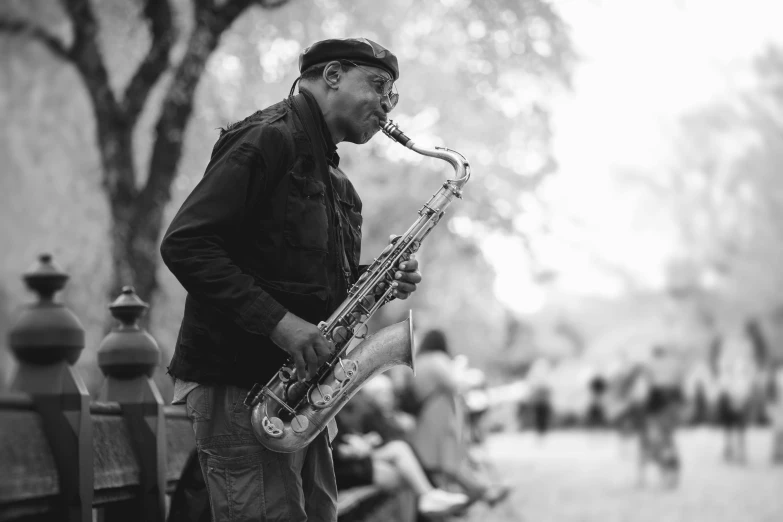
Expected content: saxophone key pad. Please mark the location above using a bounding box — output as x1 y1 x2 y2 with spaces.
332 326 351 344
334 359 358 382
309 384 335 408
291 415 310 433
263 416 285 438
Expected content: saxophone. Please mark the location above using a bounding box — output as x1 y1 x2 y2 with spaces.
245 120 471 452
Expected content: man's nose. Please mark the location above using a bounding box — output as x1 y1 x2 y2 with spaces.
381 96 393 112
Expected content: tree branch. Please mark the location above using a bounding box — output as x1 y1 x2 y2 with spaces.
258 0 291 8
0 17 71 60
215 0 254 25
216 0 290 28
138 0 291 216
121 0 176 125
60 0 136 203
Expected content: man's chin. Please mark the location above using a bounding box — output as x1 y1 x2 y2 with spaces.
351 128 379 145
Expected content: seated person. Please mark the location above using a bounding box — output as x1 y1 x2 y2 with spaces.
333 380 470 517
361 372 418 441
403 329 511 506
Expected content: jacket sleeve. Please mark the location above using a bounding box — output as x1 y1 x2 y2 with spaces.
160 125 289 336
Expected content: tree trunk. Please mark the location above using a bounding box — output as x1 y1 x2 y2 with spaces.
108 22 222 308
109 202 165 308
0 0 291 316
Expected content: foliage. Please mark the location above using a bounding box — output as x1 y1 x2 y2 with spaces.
587 44 783 367
0 0 573 393
665 46 783 322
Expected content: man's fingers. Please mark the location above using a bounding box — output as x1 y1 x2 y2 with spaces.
398 257 418 271
394 270 422 284
292 353 308 381
313 338 332 363
391 281 415 299
302 346 319 380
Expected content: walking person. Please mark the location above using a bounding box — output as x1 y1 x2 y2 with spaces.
635 345 685 488
161 37 423 522
716 357 756 464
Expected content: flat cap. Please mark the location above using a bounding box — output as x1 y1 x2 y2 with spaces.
299 37 399 81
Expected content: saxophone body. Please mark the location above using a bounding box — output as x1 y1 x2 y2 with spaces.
245 121 471 453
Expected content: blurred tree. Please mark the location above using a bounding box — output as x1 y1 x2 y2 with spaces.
668 45 783 320
235 0 575 365
0 0 573 388
0 0 288 306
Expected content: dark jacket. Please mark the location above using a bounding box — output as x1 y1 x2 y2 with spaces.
160 92 363 388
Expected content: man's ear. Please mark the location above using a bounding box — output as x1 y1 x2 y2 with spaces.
323 61 343 90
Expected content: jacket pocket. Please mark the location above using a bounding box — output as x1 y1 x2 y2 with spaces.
260 279 329 325
335 193 363 270
284 170 328 252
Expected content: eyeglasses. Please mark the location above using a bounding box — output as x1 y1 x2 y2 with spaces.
342 60 399 109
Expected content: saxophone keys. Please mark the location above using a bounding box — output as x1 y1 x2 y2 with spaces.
263 416 285 438
354 323 369 340
278 366 294 383
332 326 351 344
334 359 358 382
291 415 310 433
309 384 335 408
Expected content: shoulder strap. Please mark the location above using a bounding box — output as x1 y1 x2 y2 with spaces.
289 93 355 286
290 93 327 161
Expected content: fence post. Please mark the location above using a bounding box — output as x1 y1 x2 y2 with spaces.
97 286 166 522
8 253 93 522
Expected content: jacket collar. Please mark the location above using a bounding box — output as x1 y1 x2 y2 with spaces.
299 90 340 168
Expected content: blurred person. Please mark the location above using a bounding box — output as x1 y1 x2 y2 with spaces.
160 37 423 522
634 345 685 489
586 373 608 428
357 373 418 442
530 385 553 439
405 329 511 506
332 385 470 517
463 380 491 444
767 364 783 464
527 358 554 439
455 356 491 444
612 364 647 456
716 357 757 464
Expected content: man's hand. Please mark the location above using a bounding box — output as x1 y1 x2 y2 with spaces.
270 312 332 381
391 254 421 299
375 235 422 300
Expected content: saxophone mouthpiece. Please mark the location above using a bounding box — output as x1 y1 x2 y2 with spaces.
382 120 413 147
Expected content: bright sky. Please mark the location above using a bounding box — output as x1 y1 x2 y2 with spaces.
488 0 783 315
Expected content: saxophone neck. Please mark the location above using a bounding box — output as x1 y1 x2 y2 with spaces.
382 120 471 190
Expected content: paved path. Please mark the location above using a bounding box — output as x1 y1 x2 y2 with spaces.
462 428 783 522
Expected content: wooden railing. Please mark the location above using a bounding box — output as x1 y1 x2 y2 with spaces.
0 254 415 522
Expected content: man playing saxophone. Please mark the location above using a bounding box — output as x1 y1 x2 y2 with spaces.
160 37 467 521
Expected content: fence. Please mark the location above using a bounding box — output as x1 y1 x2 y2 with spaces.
0 254 414 522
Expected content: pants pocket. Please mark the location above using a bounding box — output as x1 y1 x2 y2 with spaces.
204 451 266 522
228 385 255 435
186 385 213 422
